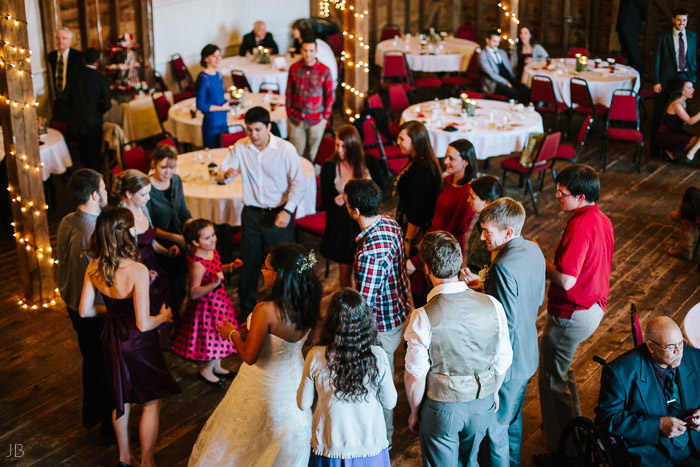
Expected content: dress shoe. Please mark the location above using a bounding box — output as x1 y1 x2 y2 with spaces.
213 370 237 380
197 373 225 388
82 416 100 428
532 451 562 466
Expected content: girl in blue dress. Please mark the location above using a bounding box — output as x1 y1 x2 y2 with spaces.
196 44 231 148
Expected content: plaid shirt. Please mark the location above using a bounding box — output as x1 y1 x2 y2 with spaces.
285 60 334 127
354 216 410 332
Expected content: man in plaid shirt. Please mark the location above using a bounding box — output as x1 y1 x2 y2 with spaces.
345 178 410 446
286 35 334 161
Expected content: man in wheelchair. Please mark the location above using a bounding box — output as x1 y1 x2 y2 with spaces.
595 316 700 467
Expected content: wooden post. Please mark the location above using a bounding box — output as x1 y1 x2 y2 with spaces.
135 0 155 83
343 0 369 123
510 0 519 44
0 0 58 308
38 0 59 105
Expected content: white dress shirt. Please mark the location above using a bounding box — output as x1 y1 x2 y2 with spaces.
404 281 513 379
220 134 306 212
674 29 688 71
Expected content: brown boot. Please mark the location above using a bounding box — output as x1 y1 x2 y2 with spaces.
670 210 682 223
667 220 695 260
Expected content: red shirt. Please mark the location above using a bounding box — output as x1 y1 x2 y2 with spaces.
547 204 614 319
430 177 474 251
285 60 334 127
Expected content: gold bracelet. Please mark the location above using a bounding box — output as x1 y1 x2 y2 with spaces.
227 329 236 343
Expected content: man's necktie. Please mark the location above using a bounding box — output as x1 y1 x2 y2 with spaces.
55 54 64 95
493 50 501 65
664 372 688 449
679 32 687 71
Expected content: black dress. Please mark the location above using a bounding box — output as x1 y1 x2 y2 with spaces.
394 160 442 233
101 296 180 418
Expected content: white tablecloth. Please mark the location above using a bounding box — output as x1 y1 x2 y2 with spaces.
219 55 300 95
177 148 316 226
103 91 172 142
522 58 640 107
684 303 700 348
375 36 479 72
401 99 544 160
0 128 72 181
164 94 288 147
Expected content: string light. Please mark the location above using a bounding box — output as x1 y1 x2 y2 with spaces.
497 2 519 45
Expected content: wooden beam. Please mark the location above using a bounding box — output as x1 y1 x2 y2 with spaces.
77 0 88 50
476 0 484 43
0 0 57 305
109 0 118 44
134 0 155 83
38 0 59 102
452 0 461 34
344 0 369 117
404 0 410 34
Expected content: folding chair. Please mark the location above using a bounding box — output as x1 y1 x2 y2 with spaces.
231 70 252 91
152 93 171 134
601 90 643 173
568 47 590 58
570 77 609 124
442 51 482 93
531 75 569 130
554 115 593 164
295 212 330 277
121 141 150 174
380 24 400 42
455 25 476 41
169 53 194 93
380 52 413 92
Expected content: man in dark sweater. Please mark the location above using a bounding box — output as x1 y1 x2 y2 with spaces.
239 21 279 56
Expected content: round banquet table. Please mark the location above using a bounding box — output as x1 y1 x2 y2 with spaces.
164 94 288 147
0 128 72 181
684 303 700 348
177 148 316 226
400 98 544 160
522 58 640 107
218 55 300 95
375 36 479 73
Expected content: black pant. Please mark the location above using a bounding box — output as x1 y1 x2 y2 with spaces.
496 62 530 104
66 308 112 430
71 129 104 174
239 206 295 320
681 187 700 221
617 30 646 76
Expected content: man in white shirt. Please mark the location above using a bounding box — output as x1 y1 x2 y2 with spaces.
47 27 83 121
404 231 513 466
221 106 307 319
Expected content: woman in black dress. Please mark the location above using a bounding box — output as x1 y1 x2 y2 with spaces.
394 120 443 256
656 81 700 162
80 207 180 467
320 125 382 287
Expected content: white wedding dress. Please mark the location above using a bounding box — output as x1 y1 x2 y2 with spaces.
188 328 311 466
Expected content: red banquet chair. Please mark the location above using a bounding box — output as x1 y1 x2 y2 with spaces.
326 33 343 57
156 137 178 152
220 126 247 148
569 78 608 123
554 115 593 164
601 89 643 173
568 47 590 58
380 24 400 42
152 93 171 133
501 131 561 216
295 212 330 277
231 70 251 91
388 83 410 115
455 25 476 42
442 51 482 93
169 53 195 93
121 142 150 174
259 82 280 94
380 52 413 92
631 303 643 347
367 95 400 138
531 75 569 130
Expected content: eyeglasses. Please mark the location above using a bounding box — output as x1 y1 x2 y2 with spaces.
648 339 686 353
555 190 575 199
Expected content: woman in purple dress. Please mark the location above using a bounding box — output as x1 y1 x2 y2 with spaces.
80 206 180 467
112 169 178 317
656 81 700 162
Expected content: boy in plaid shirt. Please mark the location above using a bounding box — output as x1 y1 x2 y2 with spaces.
345 179 410 446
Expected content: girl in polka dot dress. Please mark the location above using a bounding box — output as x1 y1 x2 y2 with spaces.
171 219 242 387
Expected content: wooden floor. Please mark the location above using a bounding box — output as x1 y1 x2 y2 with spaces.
2 107 700 466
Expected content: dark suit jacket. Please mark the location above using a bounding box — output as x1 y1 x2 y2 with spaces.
616 0 647 34
485 236 545 382
47 48 84 95
653 29 697 88
64 66 112 135
238 32 279 56
595 345 700 467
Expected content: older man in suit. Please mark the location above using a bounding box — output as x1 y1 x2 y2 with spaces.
651 8 697 156
47 27 83 121
596 316 700 467
239 21 279 56
479 29 530 104
478 198 546 467
616 0 647 76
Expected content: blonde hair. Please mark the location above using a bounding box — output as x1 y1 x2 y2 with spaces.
479 197 526 236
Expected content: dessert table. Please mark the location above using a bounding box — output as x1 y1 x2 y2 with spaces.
401 98 544 160
218 55 300 95
177 148 316 226
522 58 640 106
164 94 288 147
375 36 479 73
0 128 72 181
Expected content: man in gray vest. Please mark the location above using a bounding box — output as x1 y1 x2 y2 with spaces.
479 198 546 467
404 231 513 466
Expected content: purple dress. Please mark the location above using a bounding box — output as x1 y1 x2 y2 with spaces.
656 113 693 152
137 225 175 316
101 296 180 418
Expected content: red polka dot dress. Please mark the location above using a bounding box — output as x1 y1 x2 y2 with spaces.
171 250 238 361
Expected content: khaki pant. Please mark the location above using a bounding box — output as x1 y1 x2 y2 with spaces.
377 323 404 447
288 118 326 162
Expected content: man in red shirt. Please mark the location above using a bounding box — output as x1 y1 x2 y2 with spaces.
533 164 614 466
286 35 334 161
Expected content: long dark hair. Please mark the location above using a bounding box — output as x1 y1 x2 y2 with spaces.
447 139 478 185
515 26 539 56
333 125 367 178
668 80 691 109
471 175 504 203
268 243 321 330
398 120 442 177
319 288 380 402
88 207 140 287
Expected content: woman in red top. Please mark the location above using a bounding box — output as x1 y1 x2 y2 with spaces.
406 139 478 306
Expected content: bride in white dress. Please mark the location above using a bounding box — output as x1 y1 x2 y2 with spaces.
189 244 322 466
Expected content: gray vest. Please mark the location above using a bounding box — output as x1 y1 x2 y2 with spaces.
425 289 500 402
